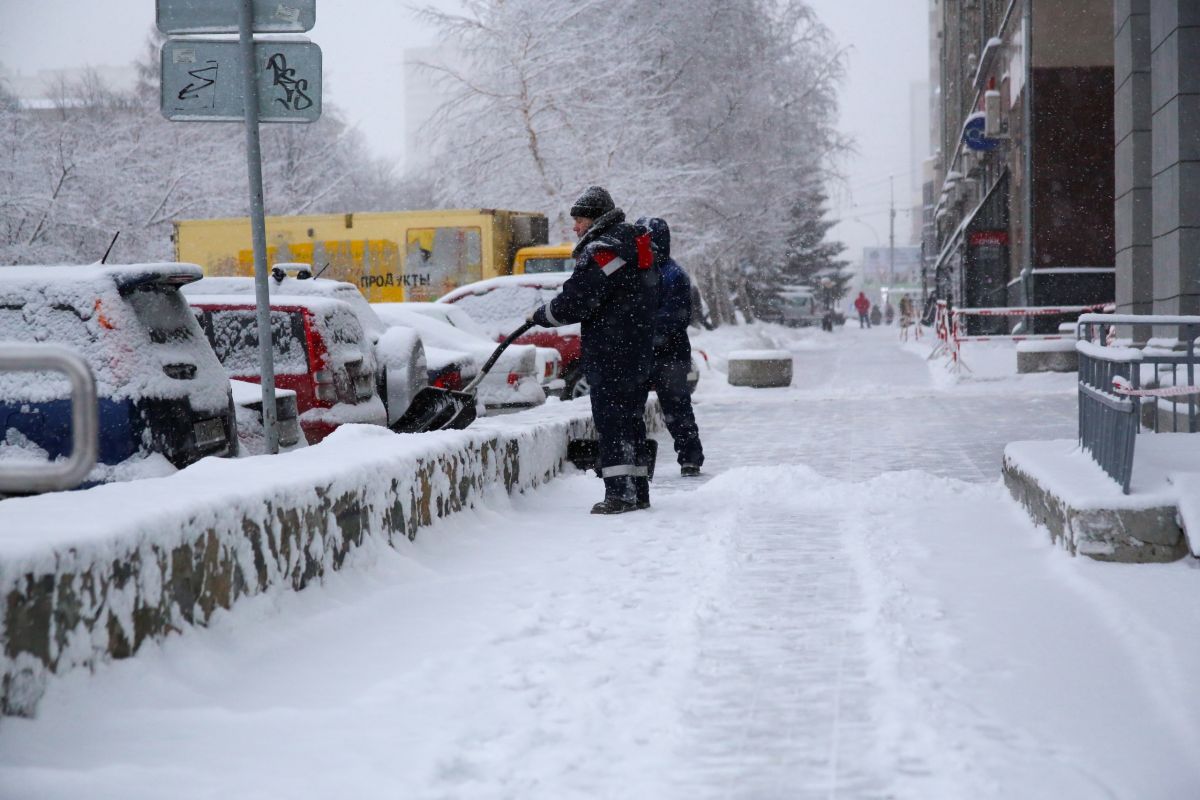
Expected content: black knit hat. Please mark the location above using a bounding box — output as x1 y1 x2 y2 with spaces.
570 185 615 219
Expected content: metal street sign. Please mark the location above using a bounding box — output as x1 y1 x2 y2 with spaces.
157 0 315 34
161 39 322 122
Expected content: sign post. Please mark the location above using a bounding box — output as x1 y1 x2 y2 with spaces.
158 0 320 454
239 0 279 455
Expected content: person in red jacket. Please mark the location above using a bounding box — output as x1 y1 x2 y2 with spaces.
853 291 871 328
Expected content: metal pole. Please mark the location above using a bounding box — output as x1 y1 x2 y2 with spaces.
889 174 896 293
1021 0 1034 317
240 0 279 454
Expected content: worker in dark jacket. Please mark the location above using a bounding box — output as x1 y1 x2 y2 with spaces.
529 186 659 514
637 217 704 476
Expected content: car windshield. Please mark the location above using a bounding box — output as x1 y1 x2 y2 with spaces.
126 287 194 344
203 308 309 376
523 257 573 274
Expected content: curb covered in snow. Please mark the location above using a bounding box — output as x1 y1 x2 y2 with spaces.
0 399 661 718
1002 438 1188 562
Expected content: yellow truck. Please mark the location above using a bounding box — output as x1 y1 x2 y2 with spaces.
172 209 574 302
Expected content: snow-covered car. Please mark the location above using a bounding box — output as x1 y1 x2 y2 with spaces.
0 263 236 484
182 275 427 428
404 302 564 395
189 295 387 444
372 303 546 413
776 288 825 328
424 347 479 392
436 275 588 397
228 379 306 455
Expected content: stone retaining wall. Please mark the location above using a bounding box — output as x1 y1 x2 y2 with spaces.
0 401 658 717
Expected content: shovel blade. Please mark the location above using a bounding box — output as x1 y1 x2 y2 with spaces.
390 387 475 433
442 399 478 430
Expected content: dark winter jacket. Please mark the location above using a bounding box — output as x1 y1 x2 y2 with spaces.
640 218 693 364
532 208 659 383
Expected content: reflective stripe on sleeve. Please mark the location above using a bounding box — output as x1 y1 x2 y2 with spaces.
542 304 561 326
600 256 626 276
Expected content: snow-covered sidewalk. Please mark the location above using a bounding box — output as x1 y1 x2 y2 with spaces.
2 324 1199 800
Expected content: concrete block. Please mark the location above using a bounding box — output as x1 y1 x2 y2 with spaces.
1115 10 1152 85
1150 0 1200 50
1150 28 1178 111
1016 348 1079 373
1156 225 1182 287
1152 95 1200 170
1115 73 1152 142
1151 26 1200 112
1115 187 1153 248
1153 226 1200 299
1002 454 1186 562
1150 161 1200 235
726 350 793 388
1115 130 1152 198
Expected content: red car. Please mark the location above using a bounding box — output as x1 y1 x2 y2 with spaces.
189 295 387 444
437 274 587 397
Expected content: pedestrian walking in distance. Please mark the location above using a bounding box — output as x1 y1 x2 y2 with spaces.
898 294 914 342
529 186 659 514
854 291 871 328
636 217 704 477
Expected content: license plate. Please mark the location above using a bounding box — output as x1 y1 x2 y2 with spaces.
193 418 227 449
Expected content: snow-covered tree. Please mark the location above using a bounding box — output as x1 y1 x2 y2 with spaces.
418 0 849 325
0 28 409 266
776 183 851 311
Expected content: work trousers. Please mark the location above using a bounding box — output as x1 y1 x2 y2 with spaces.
652 358 703 468
588 368 650 502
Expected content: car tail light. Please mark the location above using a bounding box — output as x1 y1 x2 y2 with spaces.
432 370 462 390
507 372 520 385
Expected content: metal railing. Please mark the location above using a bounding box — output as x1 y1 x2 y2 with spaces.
0 344 98 494
1076 314 1200 493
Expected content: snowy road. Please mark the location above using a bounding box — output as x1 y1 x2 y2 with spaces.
3 325 1200 800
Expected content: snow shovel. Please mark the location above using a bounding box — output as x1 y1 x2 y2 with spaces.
390 320 537 434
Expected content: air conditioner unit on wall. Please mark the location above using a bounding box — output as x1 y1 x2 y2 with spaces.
985 89 1005 137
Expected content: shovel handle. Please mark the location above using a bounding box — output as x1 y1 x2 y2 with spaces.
463 319 537 393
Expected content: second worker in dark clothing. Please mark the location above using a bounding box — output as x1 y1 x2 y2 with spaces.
530 186 659 514
637 217 705 476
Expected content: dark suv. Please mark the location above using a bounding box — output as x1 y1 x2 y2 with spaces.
0 264 236 479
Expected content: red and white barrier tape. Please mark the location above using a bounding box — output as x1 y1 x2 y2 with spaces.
1111 376 1200 398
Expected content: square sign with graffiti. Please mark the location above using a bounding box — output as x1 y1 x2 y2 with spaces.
161 38 321 123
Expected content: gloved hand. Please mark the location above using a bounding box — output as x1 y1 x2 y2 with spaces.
528 305 550 327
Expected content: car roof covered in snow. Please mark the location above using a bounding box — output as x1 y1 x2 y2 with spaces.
184 275 386 335
0 262 203 292
185 293 349 315
437 273 569 304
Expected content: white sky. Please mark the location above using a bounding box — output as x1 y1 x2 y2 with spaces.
0 0 929 258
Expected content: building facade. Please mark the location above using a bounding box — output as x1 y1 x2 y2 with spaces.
930 0 1116 331
1113 0 1200 339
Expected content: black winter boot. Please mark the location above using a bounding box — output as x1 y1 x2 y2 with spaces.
635 477 651 510
592 476 639 515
